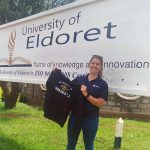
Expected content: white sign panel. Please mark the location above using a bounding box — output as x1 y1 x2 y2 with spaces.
0 0 150 96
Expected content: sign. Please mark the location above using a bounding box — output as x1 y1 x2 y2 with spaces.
0 0 150 96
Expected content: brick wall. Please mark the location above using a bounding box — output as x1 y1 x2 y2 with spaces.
21 84 150 120
21 84 45 106
101 93 150 114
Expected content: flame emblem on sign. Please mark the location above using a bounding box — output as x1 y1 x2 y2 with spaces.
0 29 32 67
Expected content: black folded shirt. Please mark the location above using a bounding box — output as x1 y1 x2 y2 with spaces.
44 70 82 127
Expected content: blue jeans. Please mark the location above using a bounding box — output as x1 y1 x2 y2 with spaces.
66 115 99 150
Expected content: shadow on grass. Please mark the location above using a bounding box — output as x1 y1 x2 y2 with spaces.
0 113 31 123
0 133 26 150
0 102 30 122
0 104 30 122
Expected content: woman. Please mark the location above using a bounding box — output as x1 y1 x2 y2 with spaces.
66 55 108 150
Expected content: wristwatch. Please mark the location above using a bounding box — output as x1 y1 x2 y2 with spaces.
85 93 90 99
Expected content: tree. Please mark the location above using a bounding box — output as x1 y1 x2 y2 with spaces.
0 82 21 109
0 0 76 25
0 0 45 24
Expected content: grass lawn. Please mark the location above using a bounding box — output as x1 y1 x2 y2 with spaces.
0 100 150 150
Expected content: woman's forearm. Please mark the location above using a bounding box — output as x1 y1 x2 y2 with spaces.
86 95 106 108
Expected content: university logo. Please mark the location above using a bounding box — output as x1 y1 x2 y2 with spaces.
0 29 32 67
55 81 72 98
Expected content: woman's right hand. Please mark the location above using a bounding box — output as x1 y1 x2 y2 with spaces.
52 67 59 71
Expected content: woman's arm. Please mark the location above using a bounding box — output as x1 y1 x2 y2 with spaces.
81 85 106 108
86 95 106 108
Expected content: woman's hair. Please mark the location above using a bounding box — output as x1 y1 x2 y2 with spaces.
89 55 103 78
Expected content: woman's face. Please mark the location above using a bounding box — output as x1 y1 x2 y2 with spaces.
89 58 102 75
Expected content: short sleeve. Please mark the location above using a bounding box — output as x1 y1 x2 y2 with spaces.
99 81 108 101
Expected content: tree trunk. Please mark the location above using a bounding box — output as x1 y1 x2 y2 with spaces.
0 81 20 109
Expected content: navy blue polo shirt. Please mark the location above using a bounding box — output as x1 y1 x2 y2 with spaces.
72 74 108 116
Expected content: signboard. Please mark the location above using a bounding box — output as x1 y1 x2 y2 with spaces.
0 0 150 96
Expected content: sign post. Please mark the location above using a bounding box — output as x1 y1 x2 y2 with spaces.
114 118 124 149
